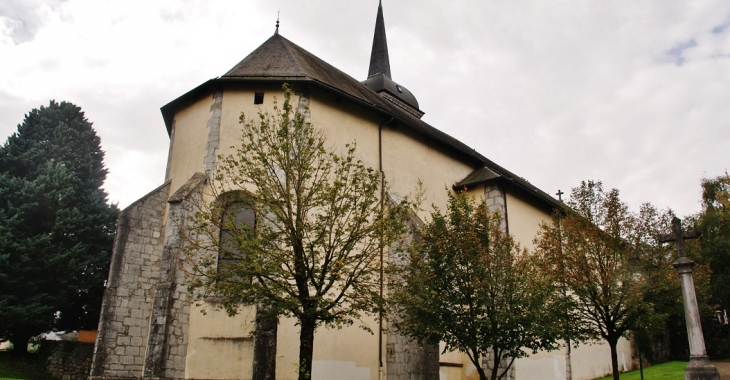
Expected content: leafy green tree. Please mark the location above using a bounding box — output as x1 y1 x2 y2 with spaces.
697 172 730 311
535 181 675 380
182 85 413 380
692 172 730 357
0 101 118 352
390 192 563 380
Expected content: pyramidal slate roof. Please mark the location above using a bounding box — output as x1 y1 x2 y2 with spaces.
222 33 394 107
160 33 560 210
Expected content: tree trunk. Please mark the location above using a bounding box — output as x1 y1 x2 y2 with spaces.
490 347 500 380
609 336 620 380
565 338 572 380
11 332 31 354
468 350 487 380
475 364 488 380
252 305 278 380
297 316 316 380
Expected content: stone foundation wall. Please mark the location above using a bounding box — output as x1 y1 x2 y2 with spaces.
385 335 439 380
90 182 171 378
481 350 515 380
41 341 94 380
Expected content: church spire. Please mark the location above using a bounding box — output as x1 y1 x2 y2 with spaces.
361 0 422 117
367 0 391 78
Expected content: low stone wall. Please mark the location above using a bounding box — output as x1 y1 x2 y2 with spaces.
40 340 94 380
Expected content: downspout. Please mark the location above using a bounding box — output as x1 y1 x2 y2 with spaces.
378 116 394 380
500 183 510 236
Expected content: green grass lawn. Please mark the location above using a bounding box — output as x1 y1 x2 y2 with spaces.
0 351 54 380
594 361 688 380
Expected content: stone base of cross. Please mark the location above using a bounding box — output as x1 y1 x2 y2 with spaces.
661 217 720 380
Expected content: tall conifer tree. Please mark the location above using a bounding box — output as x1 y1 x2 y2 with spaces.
0 101 118 352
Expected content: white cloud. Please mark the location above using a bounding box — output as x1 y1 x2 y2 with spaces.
0 0 68 44
0 0 728 217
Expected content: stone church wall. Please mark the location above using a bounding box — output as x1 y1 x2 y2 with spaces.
90 182 171 378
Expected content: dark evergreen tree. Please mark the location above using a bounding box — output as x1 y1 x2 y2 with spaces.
0 101 118 352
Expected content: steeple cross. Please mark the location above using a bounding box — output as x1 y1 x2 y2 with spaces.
556 189 564 201
659 217 700 258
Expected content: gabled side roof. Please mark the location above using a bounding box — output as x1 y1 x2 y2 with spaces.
160 33 560 210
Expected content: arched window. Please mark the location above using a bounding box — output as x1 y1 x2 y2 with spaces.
218 197 256 272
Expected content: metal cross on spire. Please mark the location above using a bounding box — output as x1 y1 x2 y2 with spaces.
556 189 564 202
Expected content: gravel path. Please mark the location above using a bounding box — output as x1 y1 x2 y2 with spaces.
714 361 730 380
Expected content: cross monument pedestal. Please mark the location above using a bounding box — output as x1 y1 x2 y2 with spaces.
661 217 720 380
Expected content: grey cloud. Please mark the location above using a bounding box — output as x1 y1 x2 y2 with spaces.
666 39 698 65
0 0 67 44
712 20 730 34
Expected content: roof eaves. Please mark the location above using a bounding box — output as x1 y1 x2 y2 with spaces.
451 173 561 210
160 76 311 135
452 176 502 191
161 79 218 135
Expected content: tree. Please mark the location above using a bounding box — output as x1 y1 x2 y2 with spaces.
0 101 118 352
698 172 730 311
390 192 563 380
534 181 674 380
182 85 413 380
694 172 730 357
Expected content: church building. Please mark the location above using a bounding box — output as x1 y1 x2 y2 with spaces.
89 2 634 380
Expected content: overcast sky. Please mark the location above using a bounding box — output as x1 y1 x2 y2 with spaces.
1 0 729 218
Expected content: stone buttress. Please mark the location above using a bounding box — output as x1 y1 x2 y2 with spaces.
90 173 207 379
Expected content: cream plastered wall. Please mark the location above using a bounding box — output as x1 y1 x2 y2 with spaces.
167 92 214 195
182 85 293 380
216 84 287 162
437 337 633 380
166 86 282 379
306 87 476 220
308 87 481 380
380 127 474 221
505 190 552 251
274 316 380 380
170 84 581 380
514 337 633 380
226 86 381 380
177 85 400 380
185 303 258 379
439 341 481 380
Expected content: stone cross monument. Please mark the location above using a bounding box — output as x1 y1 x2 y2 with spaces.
660 217 720 380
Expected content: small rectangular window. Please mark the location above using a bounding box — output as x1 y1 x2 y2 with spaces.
254 92 264 104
